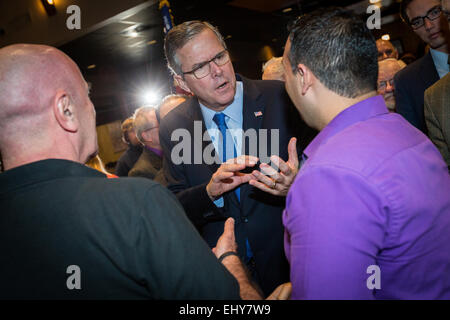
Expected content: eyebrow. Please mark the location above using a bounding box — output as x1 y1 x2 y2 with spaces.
191 50 224 70
411 5 439 20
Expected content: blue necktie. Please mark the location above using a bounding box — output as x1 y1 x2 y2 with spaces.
212 113 253 261
212 113 239 201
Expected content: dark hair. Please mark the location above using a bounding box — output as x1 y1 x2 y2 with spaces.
288 7 378 98
164 21 227 76
400 0 415 23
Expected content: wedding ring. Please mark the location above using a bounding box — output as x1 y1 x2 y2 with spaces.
271 181 277 189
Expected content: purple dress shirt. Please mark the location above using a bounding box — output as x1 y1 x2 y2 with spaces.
283 95 450 300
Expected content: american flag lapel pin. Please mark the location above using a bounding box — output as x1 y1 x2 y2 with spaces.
254 111 263 117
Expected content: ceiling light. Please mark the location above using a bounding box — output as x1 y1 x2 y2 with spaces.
381 34 390 41
40 0 56 16
87 64 96 69
140 90 160 106
282 8 292 13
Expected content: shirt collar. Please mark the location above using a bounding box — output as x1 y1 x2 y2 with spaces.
430 48 450 78
0 159 105 196
304 95 388 159
200 81 243 127
145 146 163 158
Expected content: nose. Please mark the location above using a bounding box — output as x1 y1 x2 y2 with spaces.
209 61 223 77
424 17 434 30
386 82 394 93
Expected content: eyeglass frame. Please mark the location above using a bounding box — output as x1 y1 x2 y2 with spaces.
181 49 230 79
378 78 395 90
409 5 443 30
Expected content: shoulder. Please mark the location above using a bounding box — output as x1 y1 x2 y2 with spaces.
394 54 428 84
426 72 450 101
241 76 286 96
308 114 429 176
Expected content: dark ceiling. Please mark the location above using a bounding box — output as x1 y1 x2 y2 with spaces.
56 0 405 125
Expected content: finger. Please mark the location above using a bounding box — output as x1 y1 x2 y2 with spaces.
278 282 292 300
226 155 258 165
287 137 299 169
223 217 235 241
260 162 279 178
249 178 279 196
213 171 234 182
255 166 278 186
222 161 257 173
270 156 291 176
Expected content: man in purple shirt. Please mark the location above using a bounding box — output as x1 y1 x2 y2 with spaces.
282 8 450 299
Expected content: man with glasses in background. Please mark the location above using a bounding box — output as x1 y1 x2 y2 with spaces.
394 0 450 133
160 20 315 297
128 106 166 185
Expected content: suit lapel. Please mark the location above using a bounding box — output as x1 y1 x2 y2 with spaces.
421 52 440 88
186 98 221 175
239 76 265 203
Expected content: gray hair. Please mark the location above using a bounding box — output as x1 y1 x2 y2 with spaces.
164 20 227 76
133 106 157 143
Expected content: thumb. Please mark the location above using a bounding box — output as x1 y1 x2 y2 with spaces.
287 137 299 169
223 218 235 241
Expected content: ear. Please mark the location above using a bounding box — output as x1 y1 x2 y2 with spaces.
53 92 78 133
173 74 192 94
141 130 152 143
296 64 314 96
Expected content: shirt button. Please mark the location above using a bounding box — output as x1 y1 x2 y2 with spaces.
243 217 248 223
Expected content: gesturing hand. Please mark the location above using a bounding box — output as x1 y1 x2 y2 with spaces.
206 155 258 201
249 137 299 196
212 218 237 258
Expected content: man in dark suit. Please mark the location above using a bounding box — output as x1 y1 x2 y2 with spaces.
160 20 315 296
394 0 450 133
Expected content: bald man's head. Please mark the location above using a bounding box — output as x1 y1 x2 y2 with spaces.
376 39 399 61
0 44 97 169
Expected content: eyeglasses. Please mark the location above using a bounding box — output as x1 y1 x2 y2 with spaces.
182 50 230 79
378 79 395 90
409 5 442 30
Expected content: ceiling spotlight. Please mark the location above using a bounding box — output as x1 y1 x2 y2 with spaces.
87 64 96 69
282 8 292 13
381 34 390 41
40 0 56 16
140 90 160 106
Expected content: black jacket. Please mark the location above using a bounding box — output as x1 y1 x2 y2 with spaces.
159 75 316 295
0 159 239 299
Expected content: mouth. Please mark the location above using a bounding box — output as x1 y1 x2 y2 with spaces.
216 81 229 90
430 31 441 40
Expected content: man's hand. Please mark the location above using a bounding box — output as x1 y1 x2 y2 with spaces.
212 218 237 258
249 137 299 196
266 282 292 300
213 218 263 300
206 155 258 201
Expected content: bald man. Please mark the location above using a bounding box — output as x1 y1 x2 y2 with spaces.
377 58 406 112
376 39 399 61
0 44 263 299
158 94 187 120
262 57 285 81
